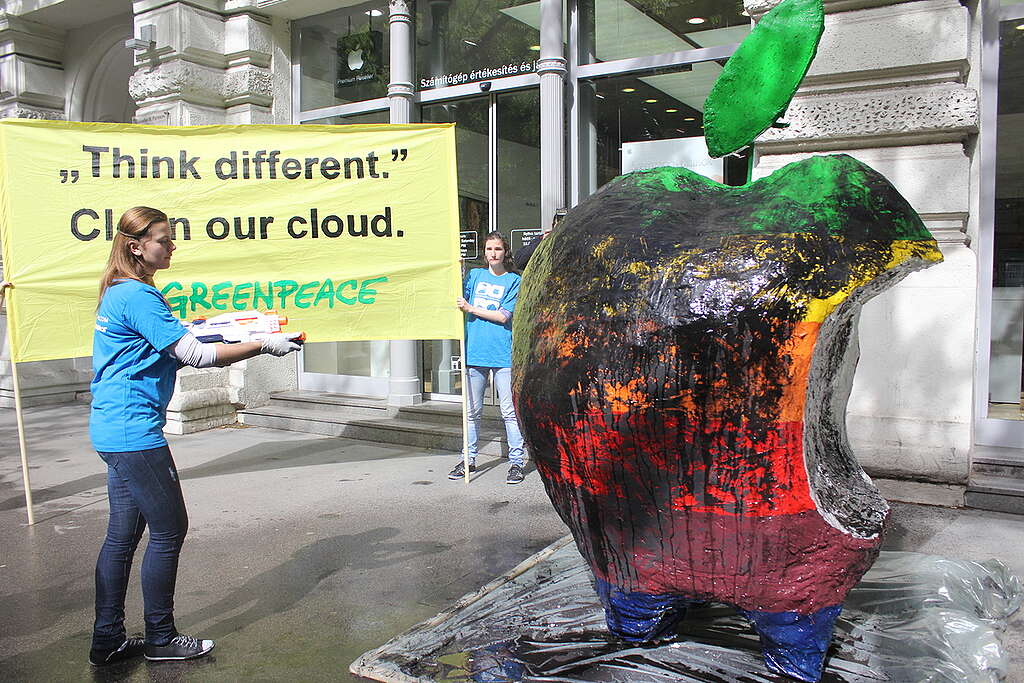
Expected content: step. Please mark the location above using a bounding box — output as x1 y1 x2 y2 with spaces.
965 475 1024 515
970 458 1024 482
969 445 1024 483
266 390 390 418
962 479 1024 516
240 403 507 456
399 402 505 428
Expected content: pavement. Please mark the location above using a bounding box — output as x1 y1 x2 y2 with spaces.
1 403 1023 682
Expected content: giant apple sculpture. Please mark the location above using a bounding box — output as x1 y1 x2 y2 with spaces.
510 1 943 680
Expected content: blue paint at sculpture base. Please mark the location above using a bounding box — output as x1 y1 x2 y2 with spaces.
594 578 697 643
595 578 842 681
469 642 526 683
739 604 843 682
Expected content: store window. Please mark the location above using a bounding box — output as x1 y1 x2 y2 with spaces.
423 97 490 266
295 109 392 395
420 87 540 399
578 0 749 65
296 2 390 112
578 68 750 196
496 89 542 239
989 19 1024 421
416 0 541 90
301 111 390 126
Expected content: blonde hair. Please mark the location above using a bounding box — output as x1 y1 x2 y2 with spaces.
98 206 168 300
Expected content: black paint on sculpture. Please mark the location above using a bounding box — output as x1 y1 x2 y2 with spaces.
512 156 942 681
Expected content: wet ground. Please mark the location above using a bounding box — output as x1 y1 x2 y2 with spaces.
1 404 1022 682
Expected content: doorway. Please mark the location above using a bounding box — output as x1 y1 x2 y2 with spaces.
420 88 541 402
978 2 1024 448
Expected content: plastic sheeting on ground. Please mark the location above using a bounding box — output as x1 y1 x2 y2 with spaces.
351 537 1023 683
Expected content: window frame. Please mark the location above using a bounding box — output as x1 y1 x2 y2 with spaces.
567 0 746 204
975 0 1024 446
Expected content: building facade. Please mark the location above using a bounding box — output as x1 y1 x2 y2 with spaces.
0 0 1021 502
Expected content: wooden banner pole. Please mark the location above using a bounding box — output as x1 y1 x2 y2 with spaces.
457 256 471 485
461 358 470 484
1 282 34 525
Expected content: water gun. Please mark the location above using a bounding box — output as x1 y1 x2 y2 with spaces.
187 310 306 344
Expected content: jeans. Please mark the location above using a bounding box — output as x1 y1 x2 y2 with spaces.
93 446 188 650
466 366 525 467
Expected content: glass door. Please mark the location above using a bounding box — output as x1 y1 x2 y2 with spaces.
978 0 1024 446
420 88 541 402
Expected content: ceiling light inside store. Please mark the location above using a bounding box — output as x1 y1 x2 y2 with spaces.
530 45 541 51
683 117 696 121
366 9 384 17
665 108 678 113
687 17 706 24
464 39 478 46
645 99 658 103
622 87 636 93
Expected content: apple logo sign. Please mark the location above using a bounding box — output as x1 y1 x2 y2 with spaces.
348 49 364 71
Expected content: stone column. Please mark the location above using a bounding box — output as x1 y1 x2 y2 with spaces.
388 0 415 125
0 12 93 408
0 13 66 120
127 1 294 432
129 0 276 126
746 0 978 495
538 0 566 230
386 0 422 406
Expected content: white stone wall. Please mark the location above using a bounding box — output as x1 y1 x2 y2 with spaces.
0 0 296 422
0 6 88 408
749 0 979 486
0 13 66 120
129 0 280 125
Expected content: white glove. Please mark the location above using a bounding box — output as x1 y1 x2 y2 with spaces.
261 332 303 357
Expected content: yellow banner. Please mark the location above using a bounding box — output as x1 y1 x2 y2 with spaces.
0 119 462 363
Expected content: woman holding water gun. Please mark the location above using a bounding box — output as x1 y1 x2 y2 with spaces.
88 206 302 666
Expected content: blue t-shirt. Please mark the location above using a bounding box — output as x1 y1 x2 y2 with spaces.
89 279 188 452
464 268 520 368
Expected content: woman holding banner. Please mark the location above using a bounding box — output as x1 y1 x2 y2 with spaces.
88 207 302 666
449 230 526 485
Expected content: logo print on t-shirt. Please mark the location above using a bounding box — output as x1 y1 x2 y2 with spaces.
472 282 505 311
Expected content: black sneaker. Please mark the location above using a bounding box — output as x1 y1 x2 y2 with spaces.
448 460 477 480
90 636 145 666
144 634 215 661
506 464 525 485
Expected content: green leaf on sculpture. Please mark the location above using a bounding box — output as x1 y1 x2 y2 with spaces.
704 0 825 158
